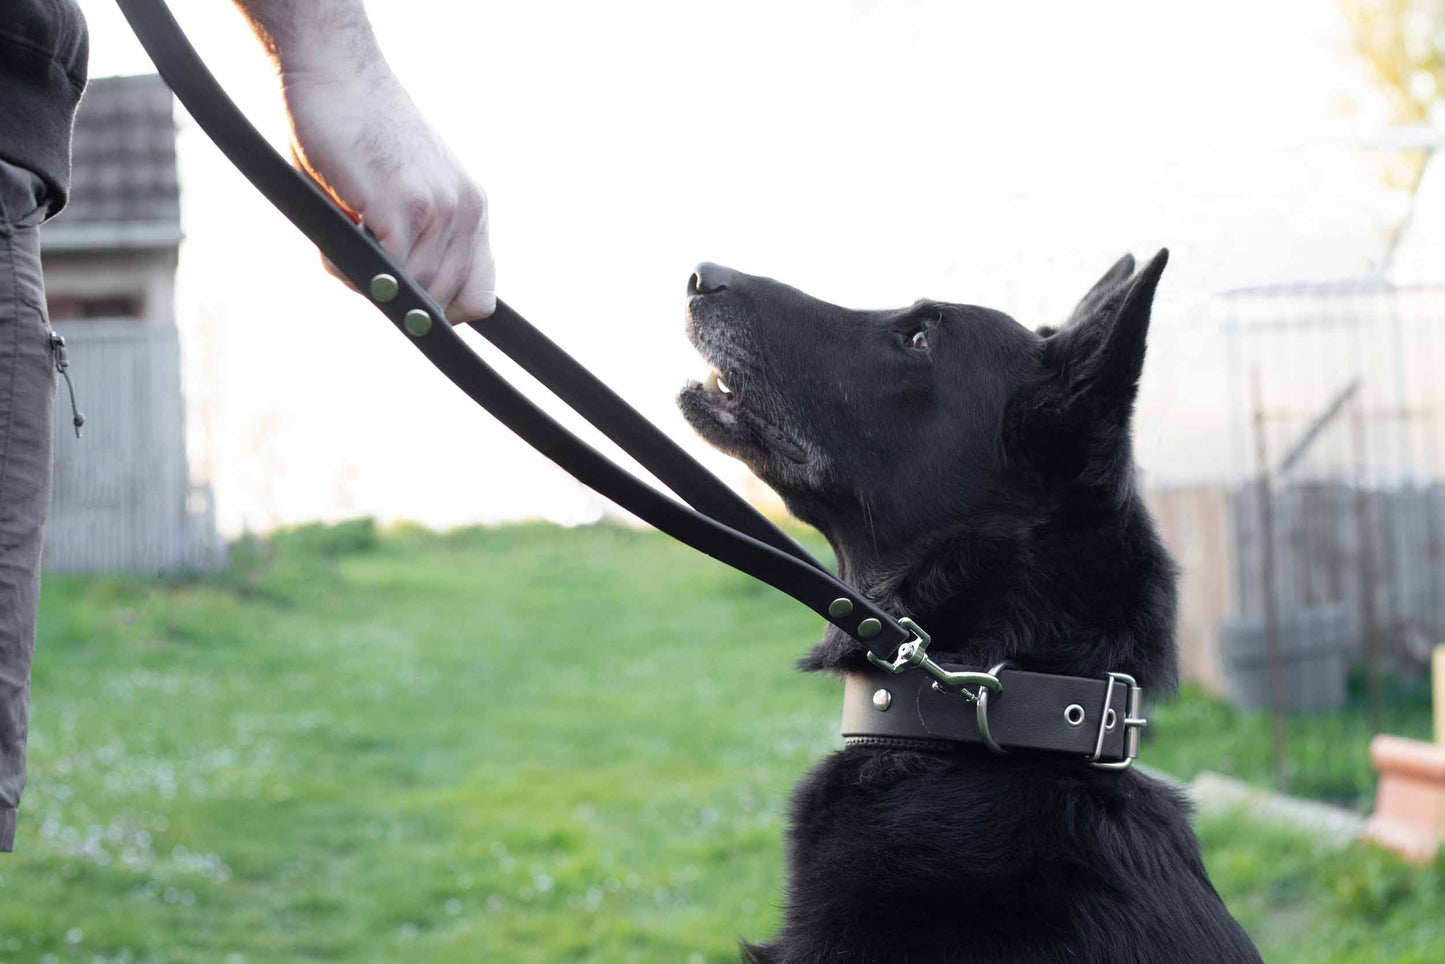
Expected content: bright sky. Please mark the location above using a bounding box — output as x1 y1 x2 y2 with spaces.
76 0 1409 533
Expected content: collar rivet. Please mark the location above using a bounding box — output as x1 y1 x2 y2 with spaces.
871 688 892 711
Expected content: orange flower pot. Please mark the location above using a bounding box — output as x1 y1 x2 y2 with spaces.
1363 734 1445 864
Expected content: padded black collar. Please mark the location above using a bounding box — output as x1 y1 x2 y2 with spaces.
842 659 1146 767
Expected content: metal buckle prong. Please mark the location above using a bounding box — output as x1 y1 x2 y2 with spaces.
1087 671 1148 771
865 618 1005 700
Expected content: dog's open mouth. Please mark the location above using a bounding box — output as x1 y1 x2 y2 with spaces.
682 368 741 420
678 361 808 465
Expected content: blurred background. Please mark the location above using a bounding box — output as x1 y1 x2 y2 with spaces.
7 0 1445 962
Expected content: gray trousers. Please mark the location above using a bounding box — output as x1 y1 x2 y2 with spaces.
0 158 56 853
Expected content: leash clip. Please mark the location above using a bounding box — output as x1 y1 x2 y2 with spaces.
1087 671 1147 771
866 618 1005 700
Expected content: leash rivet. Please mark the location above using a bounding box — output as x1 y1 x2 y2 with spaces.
404 309 433 337
369 273 399 303
857 618 881 639
871 688 892 711
827 597 854 617
1064 703 1085 727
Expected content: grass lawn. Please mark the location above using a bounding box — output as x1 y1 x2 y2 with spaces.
1148 677 1435 812
3 522 1443 963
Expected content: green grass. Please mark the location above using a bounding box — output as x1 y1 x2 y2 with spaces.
2 521 1442 963
1148 677 1435 811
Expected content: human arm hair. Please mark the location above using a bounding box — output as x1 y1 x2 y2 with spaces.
232 0 495 320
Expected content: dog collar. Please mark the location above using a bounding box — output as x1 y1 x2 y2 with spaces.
841 659 1147 769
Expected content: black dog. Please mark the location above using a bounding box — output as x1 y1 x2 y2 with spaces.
678 252 1262 963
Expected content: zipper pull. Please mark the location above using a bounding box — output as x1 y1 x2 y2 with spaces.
47 330 84 439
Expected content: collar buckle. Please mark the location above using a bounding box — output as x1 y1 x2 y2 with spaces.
1087 671 1148 770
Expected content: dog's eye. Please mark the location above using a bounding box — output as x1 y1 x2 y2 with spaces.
907 329 930 351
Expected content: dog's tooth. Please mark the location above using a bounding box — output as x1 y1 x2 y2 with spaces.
716 376 731 395
704 370 721 393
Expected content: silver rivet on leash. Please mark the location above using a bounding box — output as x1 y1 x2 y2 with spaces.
828 597 854 617
857 618 882 639
871 689 892 711
404 309 433 337
369 273 399 303
1104 708 1117 731
1064 703 1085 727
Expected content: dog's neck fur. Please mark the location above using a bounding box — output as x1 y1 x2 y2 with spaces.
799 476 1179 694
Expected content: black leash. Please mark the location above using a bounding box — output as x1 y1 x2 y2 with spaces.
112 0 918 661
111 0 1150 768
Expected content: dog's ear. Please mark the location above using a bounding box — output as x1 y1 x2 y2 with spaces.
1011 250 1167 478
1045 249 1166 414
1034 254 1135 338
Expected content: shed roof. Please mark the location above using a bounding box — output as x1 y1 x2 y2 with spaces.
42 73 181 252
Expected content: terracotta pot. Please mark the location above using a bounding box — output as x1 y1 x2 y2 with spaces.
1363 734 1445 864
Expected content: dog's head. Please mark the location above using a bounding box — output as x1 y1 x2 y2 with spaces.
679 252 1176 684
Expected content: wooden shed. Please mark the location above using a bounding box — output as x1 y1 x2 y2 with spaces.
39 74 220 571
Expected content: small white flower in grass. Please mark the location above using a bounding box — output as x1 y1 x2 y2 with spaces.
688 954 706 964
533 874 553 893
226 955 245 964
66 929 83 945
444 898 462 916
399 923 419 940
485 894 503 913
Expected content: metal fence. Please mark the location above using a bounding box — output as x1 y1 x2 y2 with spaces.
1211 278 1445 800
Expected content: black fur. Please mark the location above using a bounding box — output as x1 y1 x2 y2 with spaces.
677 254 1262 963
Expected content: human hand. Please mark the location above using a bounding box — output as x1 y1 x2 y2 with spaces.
280 65 495 322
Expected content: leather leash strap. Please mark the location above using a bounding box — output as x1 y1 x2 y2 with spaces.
112 0 916 662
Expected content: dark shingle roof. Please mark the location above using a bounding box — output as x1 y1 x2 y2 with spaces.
43 74 181 251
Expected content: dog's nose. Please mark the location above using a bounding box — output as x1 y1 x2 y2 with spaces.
689 262 735 296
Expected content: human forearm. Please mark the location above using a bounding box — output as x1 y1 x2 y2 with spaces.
230 0 497 320
233 0 386 79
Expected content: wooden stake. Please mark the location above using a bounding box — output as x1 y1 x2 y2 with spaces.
1434 644 1444 746
1252 367 1289 789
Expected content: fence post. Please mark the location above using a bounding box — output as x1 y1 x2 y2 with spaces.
1252 368 1290 789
